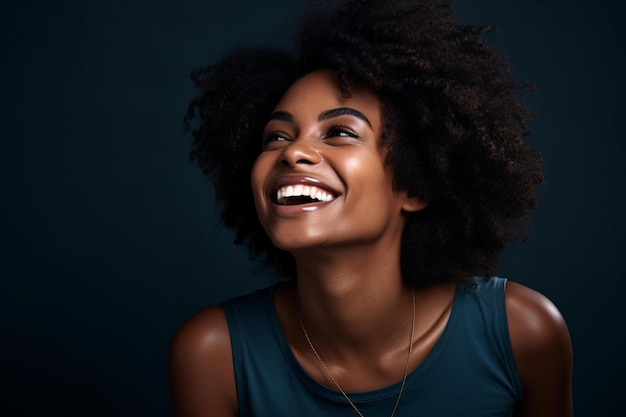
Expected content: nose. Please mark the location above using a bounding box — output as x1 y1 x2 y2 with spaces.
279 136 322 167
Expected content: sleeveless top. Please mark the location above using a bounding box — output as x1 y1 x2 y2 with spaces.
222 277 522 417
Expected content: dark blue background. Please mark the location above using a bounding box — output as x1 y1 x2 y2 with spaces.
1 1 623 415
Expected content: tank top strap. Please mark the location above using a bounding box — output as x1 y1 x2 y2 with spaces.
460 276 524 402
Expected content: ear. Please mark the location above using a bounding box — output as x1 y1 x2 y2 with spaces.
401 193 428 213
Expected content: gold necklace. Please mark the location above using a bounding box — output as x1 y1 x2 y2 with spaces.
297 291 415 417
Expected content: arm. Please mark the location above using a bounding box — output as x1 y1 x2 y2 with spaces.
506 282 573 417
169 306 238 417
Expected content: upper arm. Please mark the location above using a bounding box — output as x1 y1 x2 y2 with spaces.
169 306 238 417
506 281 573 417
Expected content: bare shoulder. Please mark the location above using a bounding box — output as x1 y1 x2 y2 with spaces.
169 306 237 417
505 281 573 417
505 281 571 356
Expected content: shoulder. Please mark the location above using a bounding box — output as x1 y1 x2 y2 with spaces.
170 306 232 364
504 281 571 361
169 306 237 417
504 281 573 417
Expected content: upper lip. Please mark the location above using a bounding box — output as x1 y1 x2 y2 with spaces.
270 174 341 201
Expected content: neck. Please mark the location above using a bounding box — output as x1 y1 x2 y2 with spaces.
292 241 413 356
276 241 458 393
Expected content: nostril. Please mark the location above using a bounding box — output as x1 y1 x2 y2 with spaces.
280 158 314 166
279 139 322 166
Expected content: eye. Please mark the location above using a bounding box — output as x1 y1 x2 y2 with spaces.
262 131 291 147
325 125 360 140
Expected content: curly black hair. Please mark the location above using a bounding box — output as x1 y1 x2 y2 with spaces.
185 0 543 287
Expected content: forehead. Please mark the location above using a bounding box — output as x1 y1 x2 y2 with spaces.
273 70 382 129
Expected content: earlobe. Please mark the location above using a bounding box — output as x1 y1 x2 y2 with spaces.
401 194 428 213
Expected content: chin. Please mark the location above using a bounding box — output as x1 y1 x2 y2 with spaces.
268 233 328 252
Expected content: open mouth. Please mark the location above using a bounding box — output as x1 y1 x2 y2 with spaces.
275 184 336 205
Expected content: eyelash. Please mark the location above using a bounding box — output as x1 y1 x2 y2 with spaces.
263 131 290 145
262 125 361 146
325 125 360 140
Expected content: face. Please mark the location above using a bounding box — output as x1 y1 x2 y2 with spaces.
251 70 423 253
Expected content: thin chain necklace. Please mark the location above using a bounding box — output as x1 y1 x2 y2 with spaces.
297 291 415 417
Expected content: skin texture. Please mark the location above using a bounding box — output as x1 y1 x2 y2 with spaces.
169 71 573 417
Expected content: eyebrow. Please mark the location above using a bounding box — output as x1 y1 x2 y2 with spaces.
267 111 293 123
267 107 373 128
319 107 372 128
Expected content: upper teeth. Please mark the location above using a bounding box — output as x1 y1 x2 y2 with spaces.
276 185 335 204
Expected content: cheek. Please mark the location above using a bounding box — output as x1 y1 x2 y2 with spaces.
343 155 361 174
343 153 392 192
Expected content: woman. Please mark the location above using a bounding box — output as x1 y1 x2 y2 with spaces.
170 1 573 416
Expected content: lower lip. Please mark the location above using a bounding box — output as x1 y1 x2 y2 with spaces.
272 200 335 216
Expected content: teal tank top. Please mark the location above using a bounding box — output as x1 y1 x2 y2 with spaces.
222 277 522 416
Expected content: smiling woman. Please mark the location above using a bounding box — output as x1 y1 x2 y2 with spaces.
171 1 573 416
251 70 421 252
